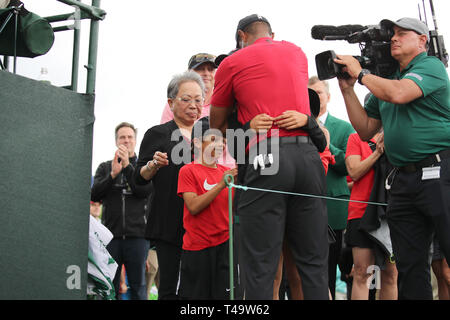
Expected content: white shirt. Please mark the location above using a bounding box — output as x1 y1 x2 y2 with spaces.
318 111 329 125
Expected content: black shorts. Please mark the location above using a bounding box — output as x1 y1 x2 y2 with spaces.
345 218 375 249
178 240 237 300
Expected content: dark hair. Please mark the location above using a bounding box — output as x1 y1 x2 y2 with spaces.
191 117 209 157
115 122 137 140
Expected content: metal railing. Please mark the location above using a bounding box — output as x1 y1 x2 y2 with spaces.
0 0 106 94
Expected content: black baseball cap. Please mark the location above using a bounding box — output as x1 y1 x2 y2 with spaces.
235 14 271 48
215 48 240 67
188 53 217 70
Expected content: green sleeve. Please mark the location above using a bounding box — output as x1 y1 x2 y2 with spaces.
364 93 381 120
403 57 447 97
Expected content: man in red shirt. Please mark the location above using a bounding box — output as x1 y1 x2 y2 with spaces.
210 14 329 300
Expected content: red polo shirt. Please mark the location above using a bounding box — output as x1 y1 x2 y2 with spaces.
211 37 310 138
177 163 231 251
345 133 376 221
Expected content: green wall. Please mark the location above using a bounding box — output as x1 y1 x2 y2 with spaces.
0 70 95 299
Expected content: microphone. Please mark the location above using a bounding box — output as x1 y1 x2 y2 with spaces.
311 24 366 40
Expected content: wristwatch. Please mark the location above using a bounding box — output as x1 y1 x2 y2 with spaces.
358 69 371 85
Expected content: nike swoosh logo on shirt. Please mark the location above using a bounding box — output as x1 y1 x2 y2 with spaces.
203 179 217 191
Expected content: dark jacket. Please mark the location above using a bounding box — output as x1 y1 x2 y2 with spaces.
134 120 191 246
91 155 154 239
360 146 394 267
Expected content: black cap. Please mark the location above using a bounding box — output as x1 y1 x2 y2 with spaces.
214 48 240 67
191 116 210 141
188 53 217 70
235 14 271 48
308 88 321 118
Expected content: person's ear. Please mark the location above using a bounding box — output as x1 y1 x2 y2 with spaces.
238 30 247 47
419 34 428 50
168 98 174 111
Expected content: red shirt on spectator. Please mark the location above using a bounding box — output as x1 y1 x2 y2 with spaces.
320 146 336 174
345 133 376 220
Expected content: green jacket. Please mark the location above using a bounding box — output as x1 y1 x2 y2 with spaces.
324 113 355 230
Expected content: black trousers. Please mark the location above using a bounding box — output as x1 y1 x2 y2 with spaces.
154 239 182 300
107 238 150 300
237 138 329 300
387 157 450 299
328 229 343 300
179 240 236 300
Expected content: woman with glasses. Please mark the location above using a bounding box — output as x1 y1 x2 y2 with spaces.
160 53 216 124
134 71 205 300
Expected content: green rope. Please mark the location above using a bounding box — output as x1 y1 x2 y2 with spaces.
222 174 388 301
229 182 388 207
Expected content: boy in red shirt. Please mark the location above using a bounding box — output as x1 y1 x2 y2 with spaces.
177 117 238 299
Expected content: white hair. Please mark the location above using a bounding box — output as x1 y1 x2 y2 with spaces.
167 71 205 99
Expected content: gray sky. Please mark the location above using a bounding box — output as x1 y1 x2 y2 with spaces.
15 0 450 173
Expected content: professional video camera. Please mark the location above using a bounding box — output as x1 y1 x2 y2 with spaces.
311 1 448 80
311 23 397 80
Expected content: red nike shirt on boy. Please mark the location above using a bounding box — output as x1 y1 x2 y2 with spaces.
177 163 232 251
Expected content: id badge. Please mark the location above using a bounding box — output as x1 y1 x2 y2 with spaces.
422 166 440 180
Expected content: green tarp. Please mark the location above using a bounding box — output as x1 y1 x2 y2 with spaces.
0 7 54 57
0 70 95 299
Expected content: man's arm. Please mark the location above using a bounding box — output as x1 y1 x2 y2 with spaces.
91 162 113 202
333 54 427 140
210 105 233 135
274 111 327 152
301 115 328 152
334 55 423 104
360 76 423 105
337 77 382 141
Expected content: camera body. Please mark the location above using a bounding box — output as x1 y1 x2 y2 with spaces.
315 24 398 80
314 20 448 81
